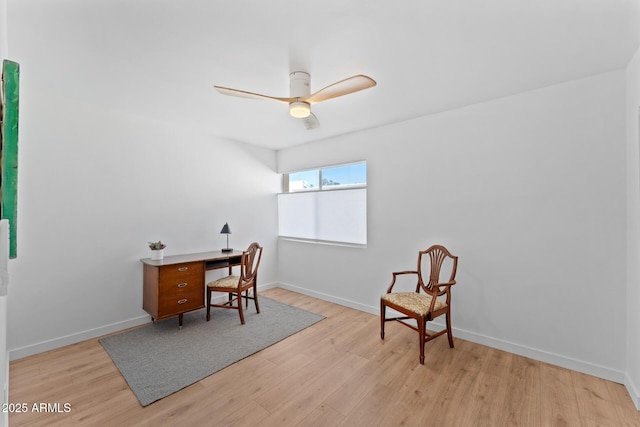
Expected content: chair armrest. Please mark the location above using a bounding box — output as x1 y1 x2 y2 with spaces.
432 280 456 296
386 270 419 293
434 280 456 288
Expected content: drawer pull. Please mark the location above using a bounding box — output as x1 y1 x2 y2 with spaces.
177 299 188 304
177 267 189 272
177 283 188 288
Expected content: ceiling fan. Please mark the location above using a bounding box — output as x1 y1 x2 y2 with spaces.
214 72 376 130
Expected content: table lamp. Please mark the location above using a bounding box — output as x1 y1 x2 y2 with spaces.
220 222 233 252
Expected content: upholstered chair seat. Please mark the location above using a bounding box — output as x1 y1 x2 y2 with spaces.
208 275 240 290
381 292 447 316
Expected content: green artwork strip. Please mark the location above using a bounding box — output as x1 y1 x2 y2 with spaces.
2 60 19 259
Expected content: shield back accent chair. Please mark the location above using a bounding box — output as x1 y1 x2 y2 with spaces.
206 242 263 325
380 244 458 364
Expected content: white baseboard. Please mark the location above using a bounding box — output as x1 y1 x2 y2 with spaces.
9 315 151 361
277 282 380 315
442 322 626 385
277 281 628 387
625 373 640 410
9 281 280 361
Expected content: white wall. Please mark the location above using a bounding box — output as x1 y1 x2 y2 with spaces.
626 43 640 409
278 70 627 382
0 0 9 425
5 77 280 358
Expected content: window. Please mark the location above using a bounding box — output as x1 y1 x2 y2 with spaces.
278 162 367 245
284 162 366 192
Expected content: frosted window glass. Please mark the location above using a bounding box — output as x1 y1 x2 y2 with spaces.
278 188 367 245
278 191 318 239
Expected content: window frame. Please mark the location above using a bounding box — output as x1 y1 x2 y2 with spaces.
282 161 367 193
279 161 367 247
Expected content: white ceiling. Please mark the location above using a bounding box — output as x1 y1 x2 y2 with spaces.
7 0 640 150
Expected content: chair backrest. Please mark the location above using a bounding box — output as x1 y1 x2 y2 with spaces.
240 242 263 285
417 245 458 292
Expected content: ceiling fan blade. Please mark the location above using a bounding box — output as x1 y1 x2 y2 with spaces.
302 112 320 130
214 85 293 103
304 74 376 104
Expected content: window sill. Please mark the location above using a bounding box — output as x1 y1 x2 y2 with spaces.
278 236 367 249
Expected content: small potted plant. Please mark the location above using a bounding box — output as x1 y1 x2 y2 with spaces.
148 241 166 260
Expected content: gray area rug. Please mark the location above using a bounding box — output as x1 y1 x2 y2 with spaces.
99 296 324 406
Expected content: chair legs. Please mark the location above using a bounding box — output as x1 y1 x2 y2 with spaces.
380 300 386 340
238 293 245 325
418 317 426 365
206 287 260 325
253 285 260 313
237 287 260 324
380 302 454 365
446 311 454 348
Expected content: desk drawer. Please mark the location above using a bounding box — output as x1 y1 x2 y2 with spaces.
160 278 203 297
158 262 204 296
158 293 203 317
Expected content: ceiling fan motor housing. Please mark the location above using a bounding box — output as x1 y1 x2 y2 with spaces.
289 71 311 98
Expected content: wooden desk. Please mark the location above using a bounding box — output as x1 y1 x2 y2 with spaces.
141 250 243 326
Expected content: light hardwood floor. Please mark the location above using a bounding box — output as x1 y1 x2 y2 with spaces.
8 288 640 426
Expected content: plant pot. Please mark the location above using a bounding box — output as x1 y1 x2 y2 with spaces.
150 249 164 261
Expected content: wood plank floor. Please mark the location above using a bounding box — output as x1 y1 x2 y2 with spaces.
8 288 640 426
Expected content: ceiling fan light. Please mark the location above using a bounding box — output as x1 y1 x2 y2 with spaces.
289 102 311 118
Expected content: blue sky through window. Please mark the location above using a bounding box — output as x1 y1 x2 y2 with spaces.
289 170 319 189
288 162 366 191
322 163 366 186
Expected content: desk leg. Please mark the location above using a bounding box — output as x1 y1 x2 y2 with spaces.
178 313 183 329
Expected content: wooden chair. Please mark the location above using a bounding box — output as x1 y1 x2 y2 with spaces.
380 244 458 364
206 242 263 324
